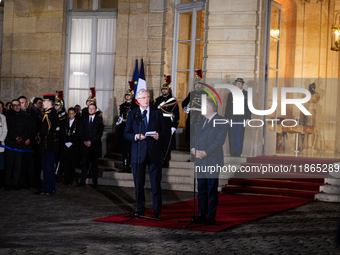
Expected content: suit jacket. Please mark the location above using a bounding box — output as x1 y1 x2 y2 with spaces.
225 89 251 121
123 107 168 164
5 109 29 149
191 114 228 174
60 118 80 160
79 115 104 158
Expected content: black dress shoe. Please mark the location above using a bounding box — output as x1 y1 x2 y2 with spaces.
92 183 98 189
206 217 216 225
154 213 161 219
197 214 207 224
135 211 144 217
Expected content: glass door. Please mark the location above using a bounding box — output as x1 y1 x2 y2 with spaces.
263 1 282 155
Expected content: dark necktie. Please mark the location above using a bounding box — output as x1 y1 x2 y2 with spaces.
143 110 148 131
89 117 94 137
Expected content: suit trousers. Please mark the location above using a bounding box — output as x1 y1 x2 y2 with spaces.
197 178 219 219
41 152 56 193
229 124 245 155
62 158 77 185
132 154 162 214
5 150 23 188
80 147 98 185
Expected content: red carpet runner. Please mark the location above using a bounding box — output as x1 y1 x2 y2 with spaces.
92 194 310 232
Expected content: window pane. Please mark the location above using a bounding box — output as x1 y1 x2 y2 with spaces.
269 37 279 69
68 90 89 109
96 91 113 125
69 54 91 89
70 19 92 53
177 42 191 70
95 55 114 89
180 0 194 3
176 71 190 99
99 0 118 9
178 12 192 41
73 0 93 10
97 19 115 53
196 10 205 39
194 40 204 69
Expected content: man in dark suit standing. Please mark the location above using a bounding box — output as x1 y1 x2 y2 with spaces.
191 97 228 225
124 89 168 219
78 103 104 188
225 78 251 157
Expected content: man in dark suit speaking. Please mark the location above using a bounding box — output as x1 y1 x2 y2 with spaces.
124 89 168 219
191 97 228 225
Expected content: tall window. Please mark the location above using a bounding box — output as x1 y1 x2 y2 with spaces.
172 0 205 127
173 1 205 99
65 0 117 126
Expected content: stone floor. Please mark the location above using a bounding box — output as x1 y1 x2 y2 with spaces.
1 184 340 255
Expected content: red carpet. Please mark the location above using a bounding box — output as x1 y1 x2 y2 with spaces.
92 194 310 232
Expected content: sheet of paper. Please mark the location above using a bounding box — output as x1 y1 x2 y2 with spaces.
145 131 156 136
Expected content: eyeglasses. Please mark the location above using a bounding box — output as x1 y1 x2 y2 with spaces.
138 97 150 100
12 104 20 107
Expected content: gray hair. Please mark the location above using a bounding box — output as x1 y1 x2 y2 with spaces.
207 97 217 112
136 89 149 99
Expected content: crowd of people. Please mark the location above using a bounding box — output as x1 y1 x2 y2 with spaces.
0 73 250 223
0 90 103 194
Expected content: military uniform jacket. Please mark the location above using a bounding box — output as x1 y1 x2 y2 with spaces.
182 90 207 111
119 101 138 120
39 108 59 152
154 94 180 129
225 89 251 121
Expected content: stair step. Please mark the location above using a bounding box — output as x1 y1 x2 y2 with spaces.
246 156 339 165
86 178 228 192
222 185 317 200
319 184 340 194
315 193 340 203
228 179 321 192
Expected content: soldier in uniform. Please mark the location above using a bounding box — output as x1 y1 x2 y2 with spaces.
182 70 207 141
38 94 59 195
154 75 180 168
82 87 102 118
54 91 67 180
225 78 251 157
116 81 138 173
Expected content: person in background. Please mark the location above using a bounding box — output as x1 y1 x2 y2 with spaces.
78 103 104 188
0 101 8 189
18 96 36 189
5 99 28 190
31 97 43 191
54 91 67 182
4 102 11 116
74 104 81 119
154 75 179 168
224 78 251 157
38 94 58 195
60 108 80 186
116 81 138 173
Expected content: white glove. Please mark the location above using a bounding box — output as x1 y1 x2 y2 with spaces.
65 142 72 148
171 127 176 135
183 107 190 114
245 119 250 126
116 116 123 125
